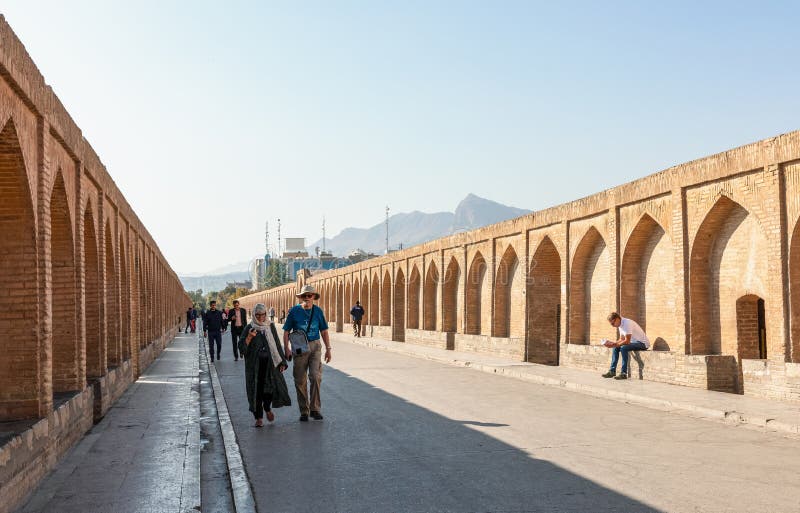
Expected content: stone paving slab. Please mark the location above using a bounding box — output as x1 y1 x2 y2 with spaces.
332 333 800 438
16 333 202 513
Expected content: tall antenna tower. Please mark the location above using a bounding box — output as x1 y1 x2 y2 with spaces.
277 218 282 257
322 216 326 253
385 206 390 254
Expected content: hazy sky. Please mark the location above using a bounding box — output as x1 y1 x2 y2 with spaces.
3 1 800 275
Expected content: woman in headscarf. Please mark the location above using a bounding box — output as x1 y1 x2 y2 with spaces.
239 303 291 427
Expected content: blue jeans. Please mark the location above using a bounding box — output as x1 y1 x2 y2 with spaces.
610 341 647 374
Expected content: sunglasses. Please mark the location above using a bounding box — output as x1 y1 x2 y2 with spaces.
255 313 267 317
301 294 315 299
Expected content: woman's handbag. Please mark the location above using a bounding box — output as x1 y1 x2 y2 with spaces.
288 307 315 355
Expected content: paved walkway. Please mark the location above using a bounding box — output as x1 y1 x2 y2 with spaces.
330 332 800 438
17 333 203 513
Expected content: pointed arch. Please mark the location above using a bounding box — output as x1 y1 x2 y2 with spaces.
393 268 406 342
569 227 610 345
527 237 561 365
370 273 379 326
690 196 769 358
790 219 800 363
443 257 461 333
84 203 104 379
466 252 487 335
119 236 128 362
380 270 392 326
423 262 440 331
493 246 520 338
621 214 673 350
50 171 80 392
105 224 120 368
344 280 351 317
0 120 40 419
407 265 421 329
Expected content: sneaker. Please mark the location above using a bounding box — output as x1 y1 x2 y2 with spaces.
602 370 616 378
310 411 324 420
255 419 263 428
614 373 628 380
266 411 275 422
299 414 309 422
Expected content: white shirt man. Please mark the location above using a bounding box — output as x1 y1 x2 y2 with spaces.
602 312 649 380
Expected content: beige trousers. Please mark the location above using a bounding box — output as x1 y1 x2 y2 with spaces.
292 339 323 415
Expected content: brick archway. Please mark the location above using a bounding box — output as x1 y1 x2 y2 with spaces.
393 268 405 342
380 270 391 326
443 257 460 333
569 227 610 345
408 265 421 329
791 220 800 363
370 273 379 326
51 171 80 393
620 214 673 351
527 237 561 365
690 196 769 357
466 252 487 335
84 205 104 380
423 263 439 331
105 225 120 368
0 120 40 420
493 246 520 338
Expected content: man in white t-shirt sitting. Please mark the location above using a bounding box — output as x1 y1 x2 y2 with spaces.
602 312 650 380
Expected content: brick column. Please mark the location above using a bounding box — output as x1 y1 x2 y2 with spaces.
36 117 53 416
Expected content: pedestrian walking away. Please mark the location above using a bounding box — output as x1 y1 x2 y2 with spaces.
269 306 276 323
283 284 331 422
350 300 365 337
240 303 291 427
228 300 248 361
203 300 227 362
185 306 193 333
600 312 650 380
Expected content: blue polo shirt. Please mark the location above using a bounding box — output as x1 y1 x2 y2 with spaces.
282 305 329 341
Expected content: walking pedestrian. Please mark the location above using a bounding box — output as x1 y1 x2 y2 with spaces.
269 306 276 323
240 303 291 427
203 300 226 362
228 300 248 361
185 307 192 333
282 285 331 422
350 300 365 337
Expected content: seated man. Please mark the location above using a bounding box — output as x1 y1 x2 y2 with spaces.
602 312 650 380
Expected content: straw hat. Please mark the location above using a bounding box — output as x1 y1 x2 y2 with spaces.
295 284 320 300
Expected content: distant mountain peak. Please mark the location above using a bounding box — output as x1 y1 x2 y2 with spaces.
307 194 530 256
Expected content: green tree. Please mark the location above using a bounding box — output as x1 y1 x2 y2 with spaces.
263 259 289 289
187 289 206 310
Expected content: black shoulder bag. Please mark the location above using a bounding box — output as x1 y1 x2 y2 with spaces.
288 306 315 355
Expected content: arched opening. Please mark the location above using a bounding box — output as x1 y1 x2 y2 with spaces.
360 278 369 334
105 225 120 368
50 171 80 393
84 205 104 380
620 214 673 351
736 295 767 360
423 263 439 331
493 246 520 338
569 227 610 345
393 268 406 342
0 120 40 420
370 274 379 326
443 257 461 333
336 281 344 330
380 270 391 326
689 196 768 357
119 235 130 361
791 220 800 363
527 237 561 365
407 265 421 329
466 252 487 335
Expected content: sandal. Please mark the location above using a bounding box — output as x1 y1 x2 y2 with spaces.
266 411 275 422
255 419 264 427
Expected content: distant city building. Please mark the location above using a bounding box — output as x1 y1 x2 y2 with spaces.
250 258 266 291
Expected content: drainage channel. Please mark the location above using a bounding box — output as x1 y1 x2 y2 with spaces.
199 336 236 512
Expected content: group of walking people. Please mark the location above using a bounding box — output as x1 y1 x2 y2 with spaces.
237 285 332 426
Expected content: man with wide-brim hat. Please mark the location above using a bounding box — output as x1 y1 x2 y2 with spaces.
282 284 330 421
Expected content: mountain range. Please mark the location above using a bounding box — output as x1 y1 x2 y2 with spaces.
307 194 530 256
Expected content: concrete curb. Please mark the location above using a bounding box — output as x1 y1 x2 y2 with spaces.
203 335 257 513
342 336 800 438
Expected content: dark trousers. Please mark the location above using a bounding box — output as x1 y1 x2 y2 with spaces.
254 361 273 419
230 327 243 359
208 330 222 360
185 319 191 333
353 319 362 337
